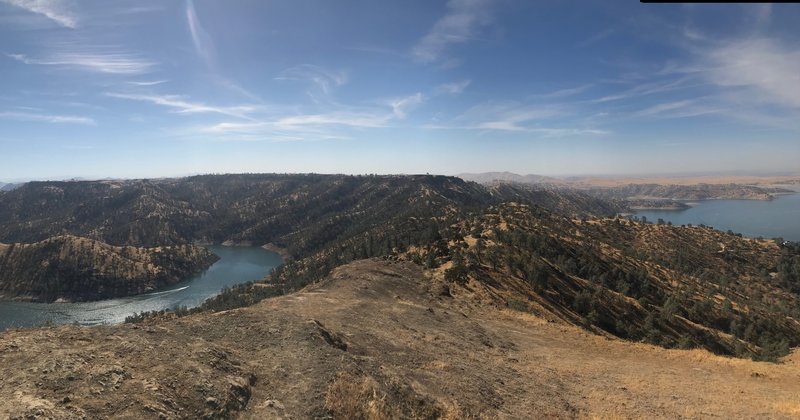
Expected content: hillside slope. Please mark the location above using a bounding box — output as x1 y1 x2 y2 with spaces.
0 236 217 302
1 259 798 419
0 174 622 251
399 203 800 359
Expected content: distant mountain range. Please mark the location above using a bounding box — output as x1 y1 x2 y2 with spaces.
457 172 557 185
457 172 795 203
0 183 22 192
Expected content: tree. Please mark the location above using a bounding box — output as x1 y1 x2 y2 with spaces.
486 247 502 271
474 238 485 263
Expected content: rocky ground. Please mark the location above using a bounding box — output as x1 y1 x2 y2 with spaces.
1 259 798 419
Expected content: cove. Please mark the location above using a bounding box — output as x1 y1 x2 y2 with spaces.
634 193 800 242
0 245 283 331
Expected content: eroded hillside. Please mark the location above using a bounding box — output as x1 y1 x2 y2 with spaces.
1 259 798 419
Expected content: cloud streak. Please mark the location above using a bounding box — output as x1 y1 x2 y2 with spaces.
194 111 392 142
413 0 493 64
105 92 259 119
8 51 156 74
424 101 608 137
390 93 424 118
127 80 168 86
0 110 94 124
275 64 348 95
186 0 215 66
705 37 800 109
1 0 77 28
436 80 471 95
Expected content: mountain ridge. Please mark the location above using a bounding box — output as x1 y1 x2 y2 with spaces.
0 174 622 249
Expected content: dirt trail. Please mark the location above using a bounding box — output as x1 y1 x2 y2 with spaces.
1 259 798 419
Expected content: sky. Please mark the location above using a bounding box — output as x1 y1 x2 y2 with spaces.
1 0 799 181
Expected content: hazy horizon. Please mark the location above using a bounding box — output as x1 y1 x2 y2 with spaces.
2 1 799 179
4 168 800 185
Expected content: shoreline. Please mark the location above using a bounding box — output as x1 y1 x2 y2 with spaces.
628 206 687 211
261 243 291 261
219 240 290 261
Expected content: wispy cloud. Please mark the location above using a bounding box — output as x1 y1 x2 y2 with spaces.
704 37 800 109
436 80 471 95
576 28 615 48
458 102 564 130
389 93 424 118
425 101 607 137
0 110 94 124
634 99 722 119
127 80 168 86
413 0 493 64
8 51 156 74
273 112 390 129
575 21 800 134
589 77 698 103
195 111 392 142
185 0 215 66
427 122 608 138
635 99 696 117
105 92 259 119
537 84 593 99
1 0 77 28
527 127 609 138
215 77 265 103
276 64 348 95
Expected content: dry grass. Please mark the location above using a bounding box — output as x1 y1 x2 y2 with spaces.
325 372 389 420
324 371 471 420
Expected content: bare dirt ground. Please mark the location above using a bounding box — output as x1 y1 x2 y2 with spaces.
1 259 798 419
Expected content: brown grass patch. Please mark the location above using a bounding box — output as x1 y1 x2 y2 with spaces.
324 372 389 420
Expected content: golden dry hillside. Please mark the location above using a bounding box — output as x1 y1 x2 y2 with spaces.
398 203 800 360
1 259 798 419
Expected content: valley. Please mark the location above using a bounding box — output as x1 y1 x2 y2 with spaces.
0 173 798 418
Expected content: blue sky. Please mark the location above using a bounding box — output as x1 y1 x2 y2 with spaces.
1 0 799 180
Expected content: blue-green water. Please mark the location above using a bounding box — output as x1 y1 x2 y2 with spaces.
0 245 282 331
634 193 800 242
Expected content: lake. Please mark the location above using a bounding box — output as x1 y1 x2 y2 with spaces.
0 245 282 331
634 193 800 242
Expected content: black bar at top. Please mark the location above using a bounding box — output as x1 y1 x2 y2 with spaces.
642 1 796 3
